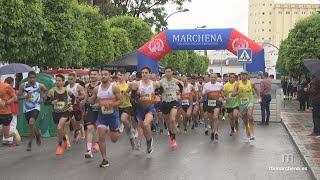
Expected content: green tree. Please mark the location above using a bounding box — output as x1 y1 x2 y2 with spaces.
161 51 188 74
42 0 87 68
102 0 191 32
0 0 24 63
108 16 153 49
276 13 320 76
79 4 114 67
110 27 133 60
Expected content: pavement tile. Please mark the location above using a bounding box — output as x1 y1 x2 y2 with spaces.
282 100 320 180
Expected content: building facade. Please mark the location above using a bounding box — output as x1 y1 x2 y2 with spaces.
249 0 319 48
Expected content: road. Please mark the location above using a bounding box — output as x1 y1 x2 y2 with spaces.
0 121 311 180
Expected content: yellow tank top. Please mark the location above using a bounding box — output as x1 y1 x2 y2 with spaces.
238 80 253 105
224 82 238 108
118 83 132 108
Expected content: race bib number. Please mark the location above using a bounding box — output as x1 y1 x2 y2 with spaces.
165 93 174 101
240 97 248 105
29 93 36 101
54 101 65 110
208 100 216 107
101 106 114 114
140 93 152 101
182 100 189 106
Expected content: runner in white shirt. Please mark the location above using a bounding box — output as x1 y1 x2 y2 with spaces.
202 73 225 141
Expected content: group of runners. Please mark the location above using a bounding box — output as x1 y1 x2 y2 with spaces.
0 66 260 168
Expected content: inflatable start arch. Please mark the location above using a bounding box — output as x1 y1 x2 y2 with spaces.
137 28 265 74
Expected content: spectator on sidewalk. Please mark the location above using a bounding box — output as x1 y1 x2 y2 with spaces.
298 80 309 111
259 72 272 126
281 78 288 97
305 76 320 137
2 77 19 146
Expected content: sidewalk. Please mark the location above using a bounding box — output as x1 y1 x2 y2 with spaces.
281 99 320 180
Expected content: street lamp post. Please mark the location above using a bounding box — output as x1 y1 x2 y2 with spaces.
165 8 189 22
196 25 207 56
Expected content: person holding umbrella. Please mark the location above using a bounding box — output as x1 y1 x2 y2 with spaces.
303 59 320 136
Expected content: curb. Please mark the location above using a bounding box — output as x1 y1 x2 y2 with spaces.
281 112 319 180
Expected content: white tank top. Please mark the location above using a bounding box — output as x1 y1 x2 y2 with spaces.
97 83 115 99
67 83 79 97
161 78 177 102
23 82 41 112
138 80 155 104
97 83 116 114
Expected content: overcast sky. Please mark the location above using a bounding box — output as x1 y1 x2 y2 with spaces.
165 0 320 36
165 0 249 35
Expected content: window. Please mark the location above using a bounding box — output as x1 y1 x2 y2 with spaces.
270 4 272 6
294 11 298 14
278 11 282 14
269 29 271 32
269 21 272 24
269 12 272 15
262 29 264 32
286 11 290 14
262 12 265 15
262 37 265 40
262 21 264 24
263 3 265 6
269 37 272 40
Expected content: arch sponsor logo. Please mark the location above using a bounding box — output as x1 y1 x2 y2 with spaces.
232 38 249 52
148 39 165 56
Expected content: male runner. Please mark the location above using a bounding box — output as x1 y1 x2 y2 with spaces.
84 69 101 158
128 66 160 153
89 69 123 167
224 73 240 136
202 73 225 140
180 76 197 133
232 70 260 140
159 67 184 147
0 80 20 144
45 74 75 155
66 72 86 143
117 68 135 149
17 71 47 151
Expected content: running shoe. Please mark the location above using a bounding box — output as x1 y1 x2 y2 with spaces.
250 135 255 140
183 129 187 134
135 141 141 151
159 129 163 135
99 159 109 168
222 116 226 121
119 123 124 133
26 142 32 151
35 129 42 146
171 139 177 148
211 132 215 141
12 129 21 144
146 138 153 154
56 145 63 155
230 130 235 136
93 143 100 152
205 128 209 136
215 133 219 140
73 130 80 143
130 138 135 150
85 150 93 158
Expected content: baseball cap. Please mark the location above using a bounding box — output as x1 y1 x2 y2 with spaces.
240 70 249 74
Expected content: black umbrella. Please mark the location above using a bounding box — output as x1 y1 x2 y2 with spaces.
0 63 33 75
303 59 320 79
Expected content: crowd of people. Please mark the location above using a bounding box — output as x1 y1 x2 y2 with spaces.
0 67 275 168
